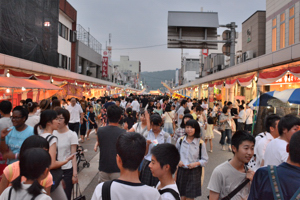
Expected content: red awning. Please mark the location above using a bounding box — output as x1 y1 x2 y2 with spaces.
0 77 62 90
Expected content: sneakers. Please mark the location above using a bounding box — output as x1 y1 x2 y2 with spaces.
228 145 232 152
209 150 213 153
222 146 226 151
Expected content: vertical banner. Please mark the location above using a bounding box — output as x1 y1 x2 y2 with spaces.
202 49 209 58
102 50 108 77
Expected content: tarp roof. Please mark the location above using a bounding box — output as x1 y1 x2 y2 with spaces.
0 77 62 90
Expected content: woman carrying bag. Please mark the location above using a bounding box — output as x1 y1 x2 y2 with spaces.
219 106 233 151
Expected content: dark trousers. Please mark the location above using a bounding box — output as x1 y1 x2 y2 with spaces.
245 124 252 133
220 129 232 145
68 122 79 135
62 168 73 200
237 122 245 131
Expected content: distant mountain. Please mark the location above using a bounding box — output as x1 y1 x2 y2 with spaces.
140 70 176 91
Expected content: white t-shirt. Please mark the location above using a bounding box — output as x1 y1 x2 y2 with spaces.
237 110 246 123
66 104 83 123
187 102 193 111
131 100 140 112
245 108 253 124
253 132 274 171
25 114 40 127
91 179 162 200
53 129 78 170
264 138 288 166
132 122 148 136
162 112 174 123
156 182 179 200
208 161 250 200
0 184 51 200
176 106 185 126
0 117 12 133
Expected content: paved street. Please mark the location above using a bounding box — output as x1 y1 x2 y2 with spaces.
77 129 232 200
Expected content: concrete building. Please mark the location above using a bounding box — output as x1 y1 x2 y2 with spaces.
113 56 141 88
174 1 300 107
58 0 77 71
242 11 266 59
76 25 102 79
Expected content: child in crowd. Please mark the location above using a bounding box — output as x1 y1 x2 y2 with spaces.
208 130 255 200
0 148 52 200
80 111 88 143
204 113 215 153
176 119 208 200
150 143 180 200
87 105 98 140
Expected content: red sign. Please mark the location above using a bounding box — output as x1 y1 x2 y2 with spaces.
274 74 299 84
102 51 108 77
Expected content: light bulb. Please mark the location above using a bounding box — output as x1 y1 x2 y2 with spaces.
21 87 26 91
6 73 10 77
6 89 10 93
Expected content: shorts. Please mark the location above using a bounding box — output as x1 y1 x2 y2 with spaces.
89 122 98 130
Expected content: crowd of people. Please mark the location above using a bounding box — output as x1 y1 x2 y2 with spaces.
0 94 299 200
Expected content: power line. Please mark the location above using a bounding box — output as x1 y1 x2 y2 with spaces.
113 44 167 50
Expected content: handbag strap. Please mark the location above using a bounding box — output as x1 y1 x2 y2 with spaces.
268 165 284 200
102 180 114 200
221 179 250 200
8 187 13 200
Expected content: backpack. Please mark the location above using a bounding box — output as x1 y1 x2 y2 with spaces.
45 135 63 192
268 165 300 200
159 188 180 200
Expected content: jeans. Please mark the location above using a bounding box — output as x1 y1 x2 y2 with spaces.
62 168 73 200
220 129 232 145
68 122 79 135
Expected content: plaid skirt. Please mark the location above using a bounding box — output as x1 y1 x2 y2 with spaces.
176 166 202 198
139 159 159 187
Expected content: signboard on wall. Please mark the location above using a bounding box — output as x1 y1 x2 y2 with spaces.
102 51 108 77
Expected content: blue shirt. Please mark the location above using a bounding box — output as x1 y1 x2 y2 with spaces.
248 162 300 200
175 136 208 168
5 126 34 164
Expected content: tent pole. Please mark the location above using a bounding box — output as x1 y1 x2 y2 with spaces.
298 105 299 116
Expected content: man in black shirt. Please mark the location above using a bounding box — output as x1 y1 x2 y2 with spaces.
96 104 126 183
140 95 148 108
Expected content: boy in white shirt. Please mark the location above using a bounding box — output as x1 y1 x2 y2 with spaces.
264 114 300 166
91 133 161 200
149 143 180 200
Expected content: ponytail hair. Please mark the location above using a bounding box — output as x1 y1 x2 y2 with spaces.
34 110 57 135
12 148 51 198
126 107 133 118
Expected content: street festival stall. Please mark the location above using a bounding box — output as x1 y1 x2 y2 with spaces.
0 76 62 107
251 88 300 136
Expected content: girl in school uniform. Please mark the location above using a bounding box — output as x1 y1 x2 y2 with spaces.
175 119 209 200
139 114 171 187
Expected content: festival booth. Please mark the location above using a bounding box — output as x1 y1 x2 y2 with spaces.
0 76 62 107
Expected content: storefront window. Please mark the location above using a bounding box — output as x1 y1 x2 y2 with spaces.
272 18 277 52
280 13 285 49
289 7 295 46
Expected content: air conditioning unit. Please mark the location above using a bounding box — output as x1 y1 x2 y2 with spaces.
245 50 253 60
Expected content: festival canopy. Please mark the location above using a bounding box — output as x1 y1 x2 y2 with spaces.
273 88 300 104
0 76 61 90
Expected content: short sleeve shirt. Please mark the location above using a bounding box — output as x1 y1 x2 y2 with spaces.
264 138 288 166
66 104 83 123
5 126 34 164
207 161 250 200
53 129 78 170
176 106 185 125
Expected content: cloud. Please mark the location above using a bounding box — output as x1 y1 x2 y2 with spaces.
68 0 265 72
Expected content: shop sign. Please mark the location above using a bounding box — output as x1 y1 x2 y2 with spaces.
102 51 108 77
274 74 299 84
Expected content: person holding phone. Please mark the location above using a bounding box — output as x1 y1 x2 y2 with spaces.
53 108 78 200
